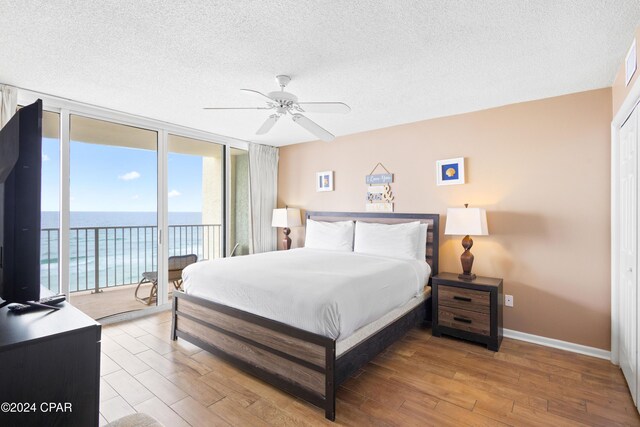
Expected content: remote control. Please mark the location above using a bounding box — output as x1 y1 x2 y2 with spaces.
37 295 66 306
27 301 62 311
7 303 37 313
7 301 62 313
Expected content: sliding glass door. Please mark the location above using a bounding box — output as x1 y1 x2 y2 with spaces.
20 88 249 320
68 115 159 319
167 134 224 262
40 111 61 294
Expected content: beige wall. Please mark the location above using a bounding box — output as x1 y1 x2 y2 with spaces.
613 26 640 117
278 88 612 350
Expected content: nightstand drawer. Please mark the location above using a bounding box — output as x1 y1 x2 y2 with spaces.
438 307 490 336
439 285 490 313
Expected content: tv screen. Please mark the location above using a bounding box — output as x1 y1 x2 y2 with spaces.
0 99 43 303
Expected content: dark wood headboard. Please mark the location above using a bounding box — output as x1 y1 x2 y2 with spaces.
305 211 439 277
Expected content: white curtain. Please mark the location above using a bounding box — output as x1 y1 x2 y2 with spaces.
0 85 17 127
248 143 279 253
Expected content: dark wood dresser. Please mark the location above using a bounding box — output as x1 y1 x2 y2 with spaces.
0 301 101 426
432 272 503 351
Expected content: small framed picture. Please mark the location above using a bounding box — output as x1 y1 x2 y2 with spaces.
316 171 334 192
436 157 465 186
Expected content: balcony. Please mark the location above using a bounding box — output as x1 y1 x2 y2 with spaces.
40 223 222 319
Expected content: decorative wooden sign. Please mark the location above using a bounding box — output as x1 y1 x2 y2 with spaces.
366 185 394 202
365 163 394 212
366 202 394 212
365 173 393 185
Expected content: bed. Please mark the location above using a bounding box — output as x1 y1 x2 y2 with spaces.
171 211 439 421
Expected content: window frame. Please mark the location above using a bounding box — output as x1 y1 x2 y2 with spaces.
18 88 248 307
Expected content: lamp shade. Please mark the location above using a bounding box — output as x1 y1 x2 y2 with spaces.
271 208 302 228
444 208 489 236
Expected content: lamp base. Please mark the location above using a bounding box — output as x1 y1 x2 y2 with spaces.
459 235 476 281
282 227 292 250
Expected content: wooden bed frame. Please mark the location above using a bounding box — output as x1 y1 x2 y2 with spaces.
171 211 439 421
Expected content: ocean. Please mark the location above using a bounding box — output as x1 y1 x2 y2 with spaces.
39 211 218 293
41 211 202 228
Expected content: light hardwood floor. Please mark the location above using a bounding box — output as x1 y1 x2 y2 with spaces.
99 311 640 426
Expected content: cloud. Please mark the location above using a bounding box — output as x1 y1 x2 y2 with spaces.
42 154 50 162
118 171 141 181
168 189 181 198
131 195 140 200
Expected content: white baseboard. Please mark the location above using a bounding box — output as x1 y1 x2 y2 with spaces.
96 308 612 360
503 328 611 361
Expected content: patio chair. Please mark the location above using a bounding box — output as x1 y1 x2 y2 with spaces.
135 254 198 305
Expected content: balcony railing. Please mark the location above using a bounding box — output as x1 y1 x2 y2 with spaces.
40 224 221 293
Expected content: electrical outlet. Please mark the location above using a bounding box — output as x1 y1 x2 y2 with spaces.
505 294 514 307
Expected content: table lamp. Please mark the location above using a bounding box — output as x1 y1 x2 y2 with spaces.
271 207 302 250
444 204 489 281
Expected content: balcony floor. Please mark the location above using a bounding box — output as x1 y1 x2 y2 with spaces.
71 282 172 320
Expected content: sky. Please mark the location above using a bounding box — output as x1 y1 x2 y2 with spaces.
41 137 208 212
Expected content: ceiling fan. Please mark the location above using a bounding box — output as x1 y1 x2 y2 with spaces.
204 75 350 142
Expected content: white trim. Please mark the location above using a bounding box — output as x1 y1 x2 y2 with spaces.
15 87 250 150
611 121 620 365
504 328 611 361
157 130 169 306
626 38 637 87
611 74 640 366
225 146 232 256
59 109 70 298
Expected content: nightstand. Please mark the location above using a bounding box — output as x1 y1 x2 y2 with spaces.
432 272 503 351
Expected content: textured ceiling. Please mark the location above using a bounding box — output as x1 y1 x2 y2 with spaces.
1 1 639 146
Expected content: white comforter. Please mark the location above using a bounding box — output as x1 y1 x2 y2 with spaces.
182 248 430 340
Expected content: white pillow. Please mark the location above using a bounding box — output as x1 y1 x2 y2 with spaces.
417 223 428 261
354 221 422 260
304 219 354 251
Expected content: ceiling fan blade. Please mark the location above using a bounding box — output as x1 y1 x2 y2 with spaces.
240 88 273 102
203 107 272 110
296 102 351 114
256 114 280 135
291 114 335 142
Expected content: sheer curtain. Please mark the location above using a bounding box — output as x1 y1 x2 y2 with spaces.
248 143 279 253
0 85 17 127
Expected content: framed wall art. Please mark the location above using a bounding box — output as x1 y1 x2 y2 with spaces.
316 170 334 192
436 157 465 186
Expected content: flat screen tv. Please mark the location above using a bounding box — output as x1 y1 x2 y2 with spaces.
0 99 42 303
